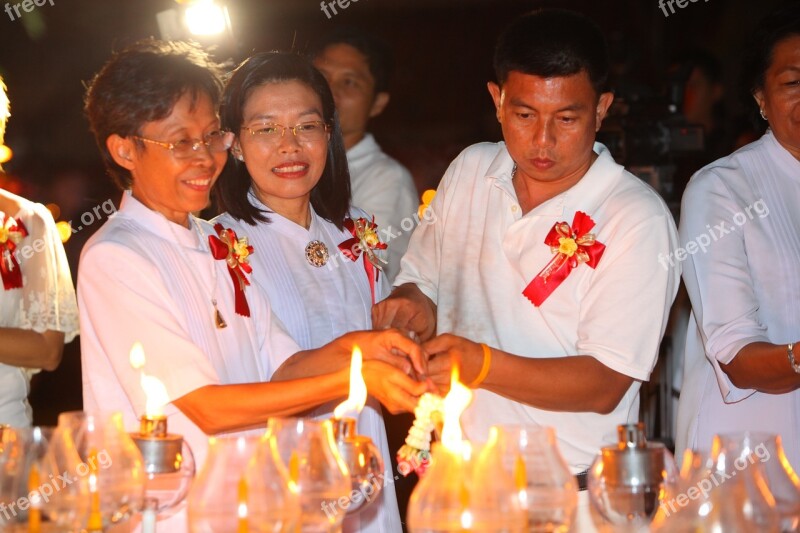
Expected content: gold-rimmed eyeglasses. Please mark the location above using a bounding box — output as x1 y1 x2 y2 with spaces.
130 130 234 159
241 121 330 144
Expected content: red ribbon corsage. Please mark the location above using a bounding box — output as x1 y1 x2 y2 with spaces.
208 224 254 317
338 217 388 304
522 211 605 307
0 214 28 290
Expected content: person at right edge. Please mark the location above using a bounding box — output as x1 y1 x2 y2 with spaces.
676 3 800 470
372 9 680 530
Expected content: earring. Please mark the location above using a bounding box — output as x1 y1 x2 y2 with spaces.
236 153 244 162
760 108 768 121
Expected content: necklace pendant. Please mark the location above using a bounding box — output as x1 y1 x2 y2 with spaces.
214 307 227 329
305 240 329 267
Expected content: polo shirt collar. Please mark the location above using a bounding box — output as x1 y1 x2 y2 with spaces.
485 142 623 218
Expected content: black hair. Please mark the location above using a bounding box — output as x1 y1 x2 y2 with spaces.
493 9 609 96
741 2 800 126
215 52 351 229
84 39 224 190
311 27 394 93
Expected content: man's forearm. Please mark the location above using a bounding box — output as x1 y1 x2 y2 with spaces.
482 350 635 414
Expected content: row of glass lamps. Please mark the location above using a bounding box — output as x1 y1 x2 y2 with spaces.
1 414 799 532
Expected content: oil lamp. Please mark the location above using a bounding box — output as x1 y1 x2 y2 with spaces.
128 343 195 529
330 345 384 515
407 366 526 532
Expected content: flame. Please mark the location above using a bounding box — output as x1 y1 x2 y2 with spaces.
333 346 367 419
441 364 473 452
129 343 169 417
237 476 249 533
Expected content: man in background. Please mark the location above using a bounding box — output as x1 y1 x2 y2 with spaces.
313 28 418 285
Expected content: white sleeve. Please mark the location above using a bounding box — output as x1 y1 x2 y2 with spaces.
78 241 220 416
679 171 766 402
393 153 462 304
576 209 680 381
17 203 79 343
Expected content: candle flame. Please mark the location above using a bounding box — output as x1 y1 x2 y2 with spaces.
237 476 249 532
129 342 169 417
333 346 367 419
441 364 473 452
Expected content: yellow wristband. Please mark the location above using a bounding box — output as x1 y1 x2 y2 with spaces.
469 343 492 388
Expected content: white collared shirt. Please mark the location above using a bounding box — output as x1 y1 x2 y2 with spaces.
395 142 680 471
0 198 78 427
79 191 300 468
676 130 800 469
214 197 399 533
348 133 418 285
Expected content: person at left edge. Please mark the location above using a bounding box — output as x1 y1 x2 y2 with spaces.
0 76 79 427
78 40 430 478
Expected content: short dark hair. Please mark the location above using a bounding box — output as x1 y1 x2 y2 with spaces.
741 2 800 124
215 52 351 230
311 27 394 93
84 39 224 190
493 9 609 96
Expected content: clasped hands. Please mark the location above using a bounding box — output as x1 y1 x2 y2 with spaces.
347 284 488 414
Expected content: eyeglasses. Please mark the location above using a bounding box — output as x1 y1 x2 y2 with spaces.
241 121 330 144
130 130 234 159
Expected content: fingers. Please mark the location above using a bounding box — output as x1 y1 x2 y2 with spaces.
422 333 458 356
371 300 395 330
382 329 429 376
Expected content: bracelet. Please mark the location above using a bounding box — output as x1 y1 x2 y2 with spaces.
788 343 800 374
469 343 492 388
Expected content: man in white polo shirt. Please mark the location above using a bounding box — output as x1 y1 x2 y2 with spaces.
312 28 418 285
373 8 680 524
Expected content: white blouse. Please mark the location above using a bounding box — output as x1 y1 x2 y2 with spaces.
215 194 399 533
677 130 800 469
0 197 79 427
79 191 300 469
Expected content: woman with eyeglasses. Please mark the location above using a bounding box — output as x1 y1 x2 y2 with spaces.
79 39 429 512
213 52 406 533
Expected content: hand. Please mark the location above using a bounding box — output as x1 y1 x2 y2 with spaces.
372 283 437 341
362 360 436 414
423 334 486 394
338 329 429 377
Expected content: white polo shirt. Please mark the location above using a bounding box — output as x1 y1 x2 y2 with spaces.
395 142 680 471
